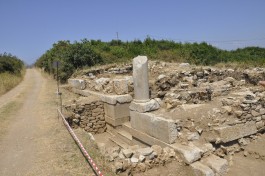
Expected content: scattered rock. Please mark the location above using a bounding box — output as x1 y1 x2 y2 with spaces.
131 157 139 163
136 147 153 156
123 149 134 158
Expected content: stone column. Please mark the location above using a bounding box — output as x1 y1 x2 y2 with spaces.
133 56 149 103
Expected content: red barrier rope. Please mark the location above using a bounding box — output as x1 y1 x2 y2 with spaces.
58 109 104 176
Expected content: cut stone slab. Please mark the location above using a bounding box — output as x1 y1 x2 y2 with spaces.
130 99 160 113
201 154 228 176
68 79 86 90
212 121 257 143
171 143 201 164
105 115 129 127
104 102 130 119
136 147 153 156
100 94 132 105
191 161 215 176
113 79 128 95
130 111 178 144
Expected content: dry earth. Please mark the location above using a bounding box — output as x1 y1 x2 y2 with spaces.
0 69 95 176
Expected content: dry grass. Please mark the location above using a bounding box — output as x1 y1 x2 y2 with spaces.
0 72 24 96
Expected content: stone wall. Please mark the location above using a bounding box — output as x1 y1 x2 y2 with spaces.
64 98 106 134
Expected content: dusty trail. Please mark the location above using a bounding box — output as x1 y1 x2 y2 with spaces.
0 69 93 175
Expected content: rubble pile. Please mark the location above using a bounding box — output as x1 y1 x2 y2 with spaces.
99 145 177 174
83 76 134 95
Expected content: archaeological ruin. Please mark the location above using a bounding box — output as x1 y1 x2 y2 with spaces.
64 56 265 175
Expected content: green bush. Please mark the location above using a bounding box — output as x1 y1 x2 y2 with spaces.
0 53 24 75
35 38 265 82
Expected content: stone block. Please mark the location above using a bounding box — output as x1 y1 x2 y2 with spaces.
104 103 130 119
113 79 128 95
100 94 132 105
136 147 153 156
213 121 257 143
105 115 129 127
171 143 201 164
201 155 228 176
130 99 160 113
68 79 86 90
191 162 215 176
130 111 178 144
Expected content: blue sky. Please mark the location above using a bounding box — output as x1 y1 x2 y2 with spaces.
0 0 265 64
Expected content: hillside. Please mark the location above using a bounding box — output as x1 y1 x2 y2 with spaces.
35 38 265 82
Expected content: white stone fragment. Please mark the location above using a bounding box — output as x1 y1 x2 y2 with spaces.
191 161 215 176
130 99 160 113
68 79 86 90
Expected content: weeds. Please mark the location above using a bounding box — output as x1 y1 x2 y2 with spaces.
0 72 24 96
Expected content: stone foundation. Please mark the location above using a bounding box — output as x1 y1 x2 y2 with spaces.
64 98 106 134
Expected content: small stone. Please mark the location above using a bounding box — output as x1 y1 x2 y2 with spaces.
137 163 146 172
157 74 166 80
222 106 233 114
122 149 133 158
256 116 262 121
131 157 139 163
259 108 265 115
179 63 190 67
166 103 173 109
136 147 153 156
139 155 145 162
187 132 200 141
238 138 248 146
149 152 157 160
195 127 203 134
256 121 264 129
151 145 163 155
243 151 248 157
251 110 260 117
234 111 243 118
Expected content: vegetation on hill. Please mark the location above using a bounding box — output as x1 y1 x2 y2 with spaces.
0 53 24 95
35 37 265 82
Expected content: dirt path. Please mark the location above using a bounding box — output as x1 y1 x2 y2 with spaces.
0 69 93 176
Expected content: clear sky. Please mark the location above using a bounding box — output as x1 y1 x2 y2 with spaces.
0 0 265 64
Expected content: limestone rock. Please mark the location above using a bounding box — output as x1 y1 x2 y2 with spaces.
201 154 228 176
187 132 200 141
139 155 145 162
123 149 133 158
191 161 215 176
151 145 163 155
136 147 153 156
68 79 86 90
179 63 190 67
113 79 128 95
131 157 139 163
172 144 201 164
256 121 264 129
130 99 160 113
